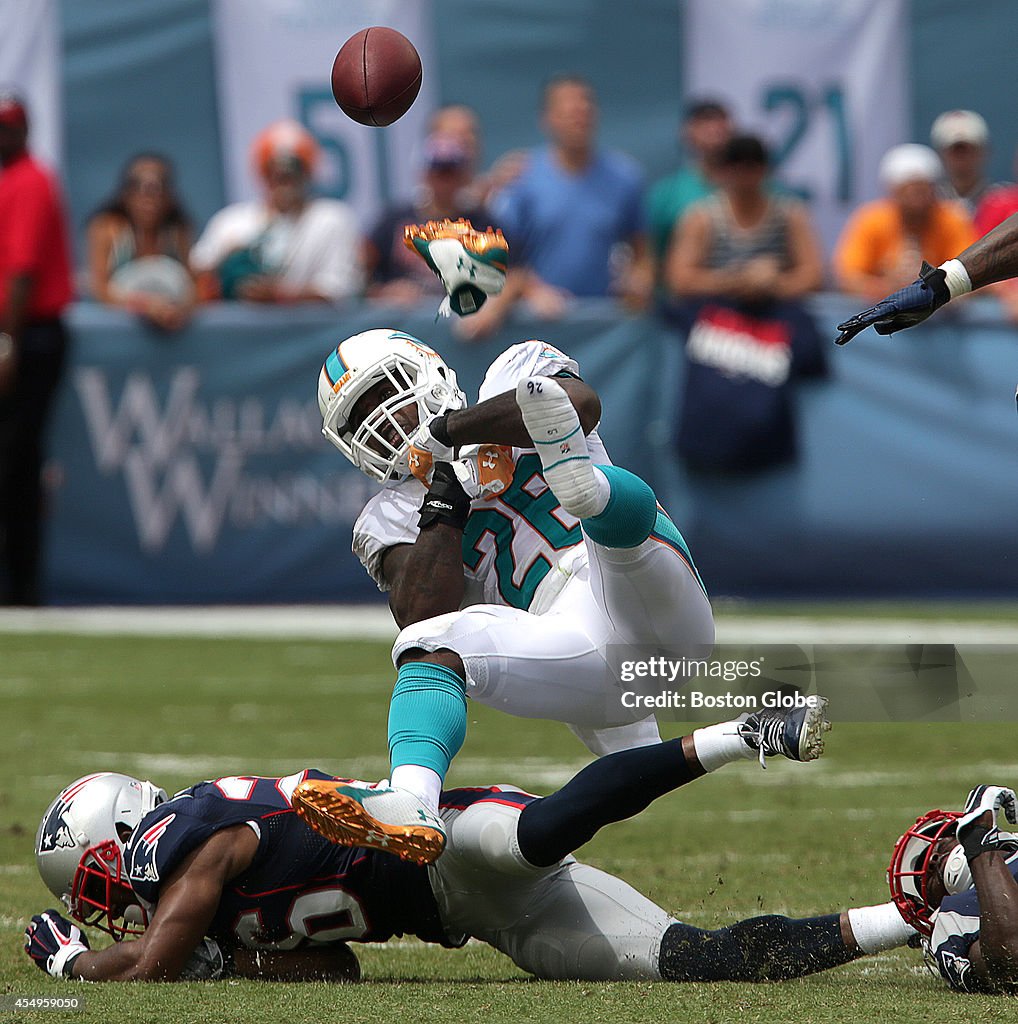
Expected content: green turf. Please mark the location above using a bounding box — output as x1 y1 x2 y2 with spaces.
2 630 1015 1022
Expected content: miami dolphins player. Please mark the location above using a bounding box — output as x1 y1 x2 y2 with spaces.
309 220 829 866
888 784 1018 993
26 741 911 983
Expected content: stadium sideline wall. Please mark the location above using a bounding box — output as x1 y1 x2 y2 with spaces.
44 297 1018 604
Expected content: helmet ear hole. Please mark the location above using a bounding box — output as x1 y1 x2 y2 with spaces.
116 822 133 844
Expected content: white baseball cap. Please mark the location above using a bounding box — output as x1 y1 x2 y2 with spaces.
879 144 943 189
931 110 989 149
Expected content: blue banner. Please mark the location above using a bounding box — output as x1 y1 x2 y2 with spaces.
45 297 1018 603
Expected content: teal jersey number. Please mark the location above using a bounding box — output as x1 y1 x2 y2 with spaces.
461 453 582 610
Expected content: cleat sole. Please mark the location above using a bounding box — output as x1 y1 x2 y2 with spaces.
292 781 445 866
797 697 831 762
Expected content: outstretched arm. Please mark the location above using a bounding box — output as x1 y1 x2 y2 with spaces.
958 213 1018 290
425 377 600 451
836 214 1018 345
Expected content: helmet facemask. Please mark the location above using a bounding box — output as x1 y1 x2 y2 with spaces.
888 809 961 936
71 838 148 939
321 336 465 482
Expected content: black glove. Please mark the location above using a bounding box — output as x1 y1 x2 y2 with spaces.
835 261 952 345
418 462 471 530
24 910 89 978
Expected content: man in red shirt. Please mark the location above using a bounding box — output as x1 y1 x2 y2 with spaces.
0 92 73 605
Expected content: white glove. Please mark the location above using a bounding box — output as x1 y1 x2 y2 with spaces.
411 416 456 462
409 442 514 499
956 785 1018 863
958 785 1018 833
453 444 515 499
24 910 89 978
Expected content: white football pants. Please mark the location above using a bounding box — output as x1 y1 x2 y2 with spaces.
392 530 715 755
430 796 677 980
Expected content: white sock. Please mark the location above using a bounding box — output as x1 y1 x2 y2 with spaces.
589 467 612 517
517 376 605 518
390 765 443 814
847 902 915 953
691 720 754 772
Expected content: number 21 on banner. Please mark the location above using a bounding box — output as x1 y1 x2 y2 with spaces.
762 83 852 204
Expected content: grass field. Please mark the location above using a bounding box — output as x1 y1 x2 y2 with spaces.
3 612 1018 1022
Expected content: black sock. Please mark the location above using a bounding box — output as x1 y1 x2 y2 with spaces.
517 738 696 866
658 914 859 982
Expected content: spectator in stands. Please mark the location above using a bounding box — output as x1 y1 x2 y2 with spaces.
664 134 826 475
86 153 194 331
430 103 527 211
190 120 360 304
931 110 998 216
466 75 651 339
665 134 823 305
647 98 733 267
0 93 73 605
971 150 1018 323
364 133 488 306
834 144 976 303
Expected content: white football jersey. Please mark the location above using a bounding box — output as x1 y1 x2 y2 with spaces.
352 340 610 611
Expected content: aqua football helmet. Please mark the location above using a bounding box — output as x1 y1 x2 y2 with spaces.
36 772 167 939
317 329 466 482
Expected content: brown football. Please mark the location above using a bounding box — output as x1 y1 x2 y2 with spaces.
331 26 423 127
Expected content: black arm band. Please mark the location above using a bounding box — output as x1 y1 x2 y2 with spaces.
428 414 454 449
418 463 470 530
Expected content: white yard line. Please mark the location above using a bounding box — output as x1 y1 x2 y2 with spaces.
0 606 398 640
1 605 1017 644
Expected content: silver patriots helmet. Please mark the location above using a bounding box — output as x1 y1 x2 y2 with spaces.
36 772 167 939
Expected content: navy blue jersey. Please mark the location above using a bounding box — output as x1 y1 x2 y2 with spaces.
123 770 451 950
929 852 1018 991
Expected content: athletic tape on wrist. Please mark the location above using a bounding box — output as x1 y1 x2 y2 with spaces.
939 258 972 299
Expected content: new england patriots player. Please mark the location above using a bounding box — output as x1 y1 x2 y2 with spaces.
889 784 1018 993
311 220 829 865
27 737 914 983
835 213 1018 344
